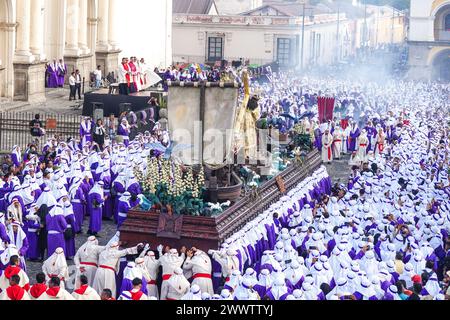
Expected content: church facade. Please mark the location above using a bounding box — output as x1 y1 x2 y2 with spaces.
408 0 450 81
0 0 122 102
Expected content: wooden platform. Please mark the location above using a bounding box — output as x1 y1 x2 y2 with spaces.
119 150 322 251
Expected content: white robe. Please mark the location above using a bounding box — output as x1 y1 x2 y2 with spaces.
92 246 138 298
321 133 333 163
333 129 343 159
160 274 190 300
42 258 69 291
37 288 75 300
342 127 351 154
357 134 369 163
144 256 161 299
159 253 185 296
374 132 386 157
72 286 101 300
74 244 105 287
183 251 214 295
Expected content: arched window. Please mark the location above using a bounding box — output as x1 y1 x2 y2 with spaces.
445 14 450 31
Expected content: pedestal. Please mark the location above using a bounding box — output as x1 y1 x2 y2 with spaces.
13 61 47 103
96 50 121 78
63 54 94 86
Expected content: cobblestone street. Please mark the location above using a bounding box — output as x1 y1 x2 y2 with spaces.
327 154 351 185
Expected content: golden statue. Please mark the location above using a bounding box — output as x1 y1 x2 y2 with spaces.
233 70 260 160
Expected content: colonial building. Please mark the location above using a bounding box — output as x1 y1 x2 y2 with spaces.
408 0 450 81
0 0 172 103
172 0 406 69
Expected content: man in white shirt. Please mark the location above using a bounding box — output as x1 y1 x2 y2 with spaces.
69 72 76 101
93 65 102 89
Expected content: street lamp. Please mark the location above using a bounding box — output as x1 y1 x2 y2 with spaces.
336 3 341 63
300 1 306 71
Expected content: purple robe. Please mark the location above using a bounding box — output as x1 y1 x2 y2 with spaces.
102 177 113 219
71 187 86 232
117 125 130 147
0 223 10 243
116 199 130 229
13 231 29 257
265 289 290 300
127 182 141 196
253 284 269 299
47 65 58 88
364 126 377 151
348 127 360 152
81 180 93 217
120 275 148 297
46 214 68 258
115 257 128 298
64 213 76 258
56 63 67 87
88 192 104 233
10 153 21 167
79 122 93 146
113 182 126 223
25 219 40 260
211 259 222 292
286 276 304 291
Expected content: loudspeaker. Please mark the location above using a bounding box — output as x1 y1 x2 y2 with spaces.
119 103 132 115
91 102 104 119
93 108 104 121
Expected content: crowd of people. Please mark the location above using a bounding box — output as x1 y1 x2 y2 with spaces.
0 64 449 300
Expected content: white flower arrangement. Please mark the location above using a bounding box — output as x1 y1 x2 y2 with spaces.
136 156 206 201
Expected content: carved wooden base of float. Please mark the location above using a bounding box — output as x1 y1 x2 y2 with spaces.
119 150 322 251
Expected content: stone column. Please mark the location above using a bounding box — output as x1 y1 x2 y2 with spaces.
97 0 110 51
78 0 89 54
108 0 119 50
29 0 45 61
65 0 81 56
14 0 34 63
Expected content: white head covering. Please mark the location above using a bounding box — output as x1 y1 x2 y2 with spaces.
35 187 58 209
123 262 143 281
7 222 27 251
43 247 69 280
220 289 233 300
167 267 190 295
424 274 441 297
